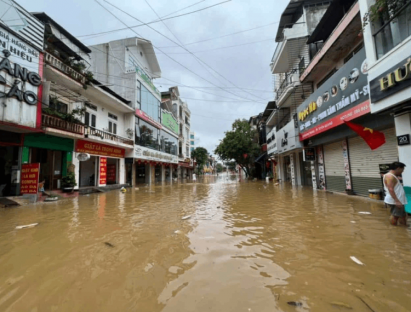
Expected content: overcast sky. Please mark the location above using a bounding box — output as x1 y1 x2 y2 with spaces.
18 0 289 155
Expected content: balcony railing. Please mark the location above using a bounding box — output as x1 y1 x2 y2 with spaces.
85 126 134 147
44 52 86 84
42 114 85 135
374 1 411 59
275 69 300 101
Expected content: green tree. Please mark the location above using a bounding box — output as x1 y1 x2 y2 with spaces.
215 119 260 177
191 147 208 174
216 163 223 173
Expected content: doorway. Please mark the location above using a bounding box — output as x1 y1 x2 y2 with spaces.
79 156 97 187
300 152 313 186
30 148 63 191
136 163 146 184
106 158 119 185
0 145 20 197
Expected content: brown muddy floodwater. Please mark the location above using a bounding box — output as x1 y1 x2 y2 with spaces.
1 176 411 312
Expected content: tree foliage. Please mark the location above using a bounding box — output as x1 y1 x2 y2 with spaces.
214 119 260 177
191 147 208 173
216 163 223 173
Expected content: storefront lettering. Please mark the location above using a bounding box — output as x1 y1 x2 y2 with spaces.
76 140 125 158
299 101 317 121
0 50 41 105
379 58 411 91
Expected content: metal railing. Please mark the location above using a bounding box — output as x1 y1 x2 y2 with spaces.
373 1 411 59
44 52 86 84
42 114 85 135
85 126 134 146
275 69 300 101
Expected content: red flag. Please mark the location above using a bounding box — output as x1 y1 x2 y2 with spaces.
344 121 386 150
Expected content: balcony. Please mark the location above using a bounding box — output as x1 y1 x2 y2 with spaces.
44 52 86 84
275 70 300 104
42 114 84 135
374 1 411 60
85 127 134 147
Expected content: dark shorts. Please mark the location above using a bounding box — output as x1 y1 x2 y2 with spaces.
386 204 407 218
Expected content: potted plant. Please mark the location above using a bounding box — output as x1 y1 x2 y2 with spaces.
61 172 77 192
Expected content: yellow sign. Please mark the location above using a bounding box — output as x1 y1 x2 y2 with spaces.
299 101 317 121
380 58 411 91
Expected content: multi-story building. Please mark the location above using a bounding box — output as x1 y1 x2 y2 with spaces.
359 0 411 207
269 0 330 186
294 0 399 197
161 86 193 180
89 38 179 185
190 132 196 153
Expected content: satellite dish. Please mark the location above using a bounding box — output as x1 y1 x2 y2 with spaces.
77 153 90 161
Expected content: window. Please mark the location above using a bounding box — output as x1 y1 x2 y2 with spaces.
108 113 118 120
49 100 68 114
108 121 117 134
136 81 141 109
191 141 194 145
373 2 411 59
159 130 178 155
190 134 194 139
135 118 159 150
186 146 189 156
141 85 160 121
85 111 96 128
298 57 305 75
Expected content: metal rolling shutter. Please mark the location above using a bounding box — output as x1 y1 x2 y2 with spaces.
324 141 346 192
349 128 398 197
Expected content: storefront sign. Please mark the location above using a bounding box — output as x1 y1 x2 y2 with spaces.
303 148 316 161
20 163 40 194
267 127 277 155
277 120 303 154
76 140 125 158
370 56 411 103
0 25 43 128
290 154 295 186
298 48 369 140
136 109 162 129
397 134 410 146
342 139 352 190
99 157 107 185
300 101 370 140
131 144 178 164
161 109 178 134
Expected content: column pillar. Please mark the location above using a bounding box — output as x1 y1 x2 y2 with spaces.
132 161 136 187
161 164 166 182
395 112 411 212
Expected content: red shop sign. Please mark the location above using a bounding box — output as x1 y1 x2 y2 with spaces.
136 109 162 129
299 100 371 141
100 157 107 185
76 140 125 158
21 163 40 194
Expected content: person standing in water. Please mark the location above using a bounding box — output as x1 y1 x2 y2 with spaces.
192 173 197 183
383 162 407 226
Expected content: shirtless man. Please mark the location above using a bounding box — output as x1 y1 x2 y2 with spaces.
383 162 407 226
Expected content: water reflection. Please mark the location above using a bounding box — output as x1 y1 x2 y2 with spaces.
1 177 411 311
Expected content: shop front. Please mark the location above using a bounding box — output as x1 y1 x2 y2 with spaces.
298 48 398 196
0 130 23 197
23 134 74 191
75 139 125 188
276 120 303 186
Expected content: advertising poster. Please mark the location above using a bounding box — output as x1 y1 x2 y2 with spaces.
99 157 107 185
341 139 352 190
317 146 326 190
21 163 40 194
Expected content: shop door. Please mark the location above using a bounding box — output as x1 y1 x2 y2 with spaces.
0 145 20 197
349 128 398 197
79 156 97 187
283 156 291 182
300 152 313 186
31 148 63 191
324 141 345 193
155 165 161 182
136 164 146 184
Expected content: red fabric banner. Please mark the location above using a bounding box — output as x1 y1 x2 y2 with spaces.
344 121 386 150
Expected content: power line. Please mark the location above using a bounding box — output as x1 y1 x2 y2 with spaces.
156 21 279 48
76 0 231 38
101 0 268 103
94 0 267 105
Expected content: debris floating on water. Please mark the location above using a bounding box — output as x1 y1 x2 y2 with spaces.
174 230 182 234
16 223 38 229
331 301 353 309
358 212 372 215
120 187 127 193
350 221 356 223
182 215 191 220
350 256 364 266
104 242 114 248
287 301 303 307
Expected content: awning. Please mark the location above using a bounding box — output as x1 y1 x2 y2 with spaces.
179 161 193 169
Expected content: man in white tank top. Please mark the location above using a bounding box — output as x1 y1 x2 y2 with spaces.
383 162 407 226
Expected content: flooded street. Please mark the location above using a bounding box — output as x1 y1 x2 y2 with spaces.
1 177 411 312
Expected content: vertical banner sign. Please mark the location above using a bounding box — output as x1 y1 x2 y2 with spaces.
107 164 116 183
21 163 40 194
290 154 296 186
311 162 317 190
317 146 326 190
341 139 352 190
99 157 107 185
